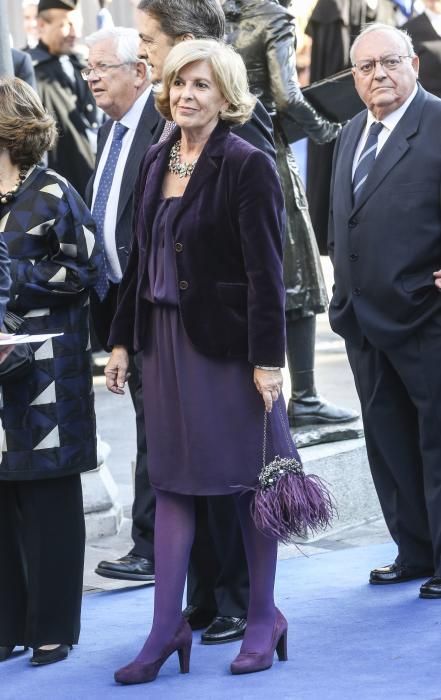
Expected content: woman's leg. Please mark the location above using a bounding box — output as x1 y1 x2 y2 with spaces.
130 488 195 664
234 491 278 652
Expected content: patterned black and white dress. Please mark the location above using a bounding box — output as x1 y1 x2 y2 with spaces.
0 166 101 481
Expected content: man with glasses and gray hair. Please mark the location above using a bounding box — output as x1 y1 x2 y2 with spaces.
83 26 159 588
329 22 441 598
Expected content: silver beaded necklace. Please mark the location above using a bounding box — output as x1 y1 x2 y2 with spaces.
168 140 198 179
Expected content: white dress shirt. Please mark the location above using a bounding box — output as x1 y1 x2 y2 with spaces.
352 84 418 180
92 86 152 283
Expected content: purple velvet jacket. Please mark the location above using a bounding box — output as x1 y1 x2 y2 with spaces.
108 120 286 366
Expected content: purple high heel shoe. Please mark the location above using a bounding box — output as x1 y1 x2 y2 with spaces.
114 617 192 685
230 608 288 675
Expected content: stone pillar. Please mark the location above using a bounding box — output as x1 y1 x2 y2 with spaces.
81 435 123 539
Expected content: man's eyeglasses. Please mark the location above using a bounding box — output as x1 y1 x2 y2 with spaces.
352 54 412 75
81 62 133 80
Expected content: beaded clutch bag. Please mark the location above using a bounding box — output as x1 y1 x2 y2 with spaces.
250 404 335 544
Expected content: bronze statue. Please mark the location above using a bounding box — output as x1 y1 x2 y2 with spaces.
224 0 358 426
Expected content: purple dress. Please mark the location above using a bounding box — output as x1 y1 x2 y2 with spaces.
142 196 297 495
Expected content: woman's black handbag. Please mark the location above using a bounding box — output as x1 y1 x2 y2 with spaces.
0 311 34 383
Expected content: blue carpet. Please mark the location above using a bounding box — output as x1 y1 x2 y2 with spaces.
2 541 441 700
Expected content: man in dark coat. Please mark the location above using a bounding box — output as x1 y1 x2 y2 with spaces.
329 23 441 598
84 26 161 585
403 0 441 97
306 0 398 253
26 0 100 197
98 0 275 647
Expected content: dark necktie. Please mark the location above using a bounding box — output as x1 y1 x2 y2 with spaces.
352 121 383 206
92 122 128 301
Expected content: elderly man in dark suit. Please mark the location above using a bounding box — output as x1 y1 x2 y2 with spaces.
83 26 160 585
329 22 441 598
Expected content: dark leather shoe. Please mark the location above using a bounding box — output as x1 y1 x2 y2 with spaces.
419 576 441 599
201 617 247 645
182 605 216 631
95 553 155 582
0 645 28 661
31 644 71 666
0 646 14 662
370 563 434 585
287 396 359 427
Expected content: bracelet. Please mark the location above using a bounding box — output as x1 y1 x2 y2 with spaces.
254 365 281 371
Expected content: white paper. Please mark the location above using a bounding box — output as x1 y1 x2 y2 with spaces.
0 332 64 346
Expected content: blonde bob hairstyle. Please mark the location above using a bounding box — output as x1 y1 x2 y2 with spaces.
155 39 256 125
0 77 57 168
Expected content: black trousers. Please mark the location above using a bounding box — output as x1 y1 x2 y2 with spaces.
91 285 155 560
127 352 155 561
187 496 249 618
346 316 441 574
0 474 85 647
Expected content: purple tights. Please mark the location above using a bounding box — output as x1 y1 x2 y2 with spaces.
131 488 277 665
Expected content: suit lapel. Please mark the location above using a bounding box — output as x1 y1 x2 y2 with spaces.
175 122 230 224
117 93 161 223
341 114 366 215
141 121 230 240
352 86 428 214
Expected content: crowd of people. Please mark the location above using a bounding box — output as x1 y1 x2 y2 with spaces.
1 0 441 688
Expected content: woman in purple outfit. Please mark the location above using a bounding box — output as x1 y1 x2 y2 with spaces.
105 38 315 684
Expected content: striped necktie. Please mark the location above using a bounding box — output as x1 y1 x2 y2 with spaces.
92 121 128 301
352 121 383 206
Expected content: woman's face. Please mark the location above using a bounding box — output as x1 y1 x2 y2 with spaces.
169 60 229 135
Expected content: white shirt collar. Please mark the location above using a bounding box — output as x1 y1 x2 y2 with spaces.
117 85 152 132
366 84 418 132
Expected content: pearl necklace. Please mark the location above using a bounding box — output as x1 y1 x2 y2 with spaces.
0 168 28 204
168 140 198 179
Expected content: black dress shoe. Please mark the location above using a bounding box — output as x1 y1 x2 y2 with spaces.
420 576 441 599
0 646 14 662
287 396 359 427
201 617 247 645
182 605 216 631
31 645 71 666
95 553 155 581
0 645 28 661
370 563 434 585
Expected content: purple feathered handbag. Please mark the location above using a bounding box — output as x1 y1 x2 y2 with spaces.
250 405 335 544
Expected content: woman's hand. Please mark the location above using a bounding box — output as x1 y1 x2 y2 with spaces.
104 346 130 395
254 367 283 413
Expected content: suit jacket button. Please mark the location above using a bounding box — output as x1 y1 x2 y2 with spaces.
348 219 358 228
353 287 361 296
179 280 189 290
349 253 359 261
175 242 183 253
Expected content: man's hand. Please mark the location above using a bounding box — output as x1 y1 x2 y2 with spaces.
104 345 130 394
254 367 283 413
